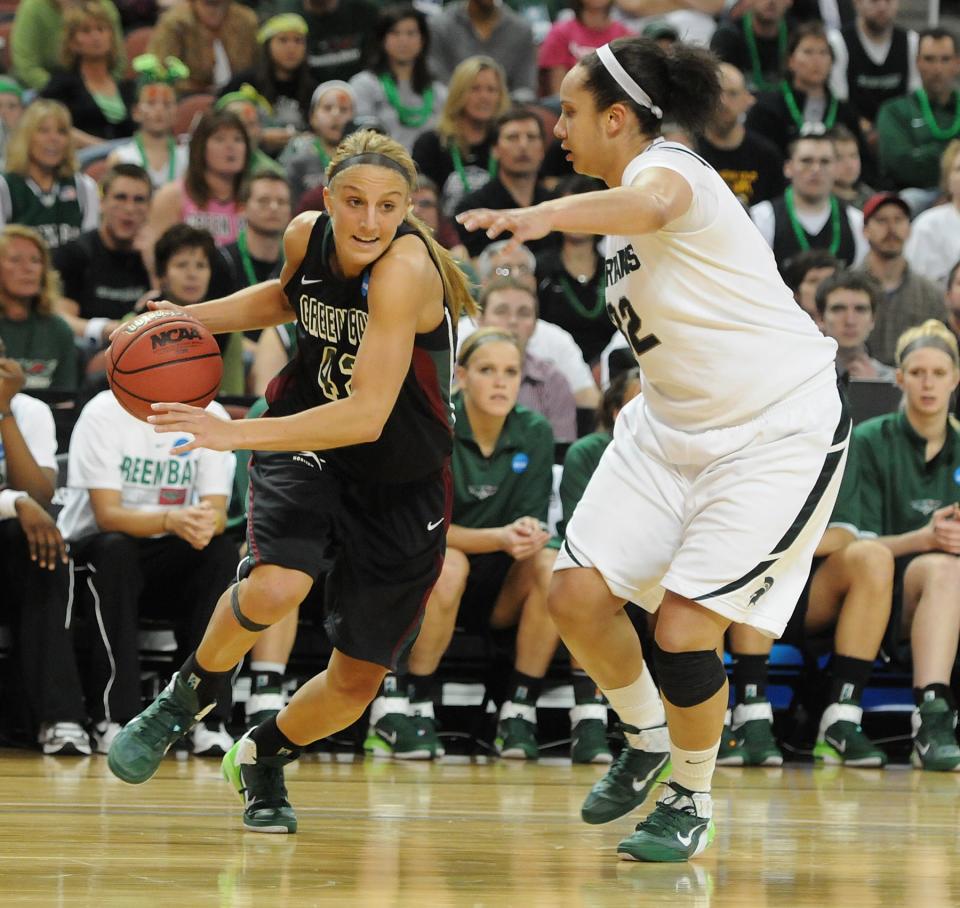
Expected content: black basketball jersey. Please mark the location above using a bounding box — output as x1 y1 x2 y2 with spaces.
770 194 857 270
266 213 455 484
841 24 910 123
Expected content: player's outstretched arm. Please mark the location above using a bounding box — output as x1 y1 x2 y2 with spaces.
145 213 319 335
457 167 692 245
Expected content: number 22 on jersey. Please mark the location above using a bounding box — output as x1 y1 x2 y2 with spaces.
608 295 661 359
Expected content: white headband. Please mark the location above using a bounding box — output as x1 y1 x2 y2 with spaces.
596 43 663 120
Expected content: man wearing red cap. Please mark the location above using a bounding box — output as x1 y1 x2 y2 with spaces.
853 191 946 364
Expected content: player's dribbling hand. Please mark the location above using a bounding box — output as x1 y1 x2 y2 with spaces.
148 402 236 453
106 300 193 342
456 206 552 249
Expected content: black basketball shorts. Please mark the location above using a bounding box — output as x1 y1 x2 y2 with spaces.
246 450 451 671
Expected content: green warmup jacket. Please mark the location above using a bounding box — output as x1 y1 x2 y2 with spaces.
451 391 554 529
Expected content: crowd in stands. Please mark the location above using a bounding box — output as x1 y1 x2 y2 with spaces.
1 0 959 774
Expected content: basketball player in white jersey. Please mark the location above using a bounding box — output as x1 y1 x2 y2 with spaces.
458 37 848 862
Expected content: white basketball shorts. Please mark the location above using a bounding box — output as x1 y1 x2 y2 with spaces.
555 374 849 638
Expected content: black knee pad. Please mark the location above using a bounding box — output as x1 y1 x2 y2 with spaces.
231 582 271 633
652 642 727 708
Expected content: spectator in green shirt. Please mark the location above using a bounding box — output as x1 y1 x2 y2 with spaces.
0 225 77 392
367 328 557 761
876 28 960 215
841 318 960 770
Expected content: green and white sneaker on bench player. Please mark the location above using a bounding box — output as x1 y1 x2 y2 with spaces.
245 690 285 729
108 672 214 784
581 723 671 824
364 695 434 760
222 729 298 834
911 697 960 772
570 703 613 765
495 701 539 760
617 781 715 862
814 700 887 767
732 698 783 766
715 711 747 766
409 699 445 758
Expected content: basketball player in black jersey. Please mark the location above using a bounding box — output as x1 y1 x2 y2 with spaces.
107 130 475 834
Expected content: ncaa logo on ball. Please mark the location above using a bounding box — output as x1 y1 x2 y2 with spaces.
150 325 203 350
512 453 529 474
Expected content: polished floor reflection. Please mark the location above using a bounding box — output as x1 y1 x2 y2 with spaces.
0 750 958 907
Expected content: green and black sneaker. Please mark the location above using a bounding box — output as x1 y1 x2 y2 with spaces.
730 698 783 766
570 704 612 765
911 697 960 772
222 731 298 834
364 698 434 760
617 781 715 863
814 701 887 767
107 672 212 784
581 726 671 824
495 701 539 760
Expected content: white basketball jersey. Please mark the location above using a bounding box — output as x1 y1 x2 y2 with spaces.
604 139 837 431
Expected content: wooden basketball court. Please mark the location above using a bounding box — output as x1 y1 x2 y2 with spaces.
1 751 957 906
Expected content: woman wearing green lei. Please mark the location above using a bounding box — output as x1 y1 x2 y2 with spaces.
349 4 447 153
746 22 863 160
105 55 189 191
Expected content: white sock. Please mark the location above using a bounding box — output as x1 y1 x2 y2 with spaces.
602 663 668 751
669 738 721 794
249 661 286 675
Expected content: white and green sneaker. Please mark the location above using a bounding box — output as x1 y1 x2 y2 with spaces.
617 782 715 862
730 698 783 766
364 696 434 760
495 701 539 760
814 701 886 767
570 704 612 765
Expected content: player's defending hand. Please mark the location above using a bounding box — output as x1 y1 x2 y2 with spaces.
148 402 236 454
456 206 552 249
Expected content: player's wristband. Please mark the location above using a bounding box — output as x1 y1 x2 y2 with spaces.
0 489 29 519
84 317 110 346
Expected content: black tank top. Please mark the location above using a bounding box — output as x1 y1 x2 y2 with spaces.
770 194 857 270
266 213 455 484
841 24 910 123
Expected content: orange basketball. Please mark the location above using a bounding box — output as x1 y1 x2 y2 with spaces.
105 310 223 422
